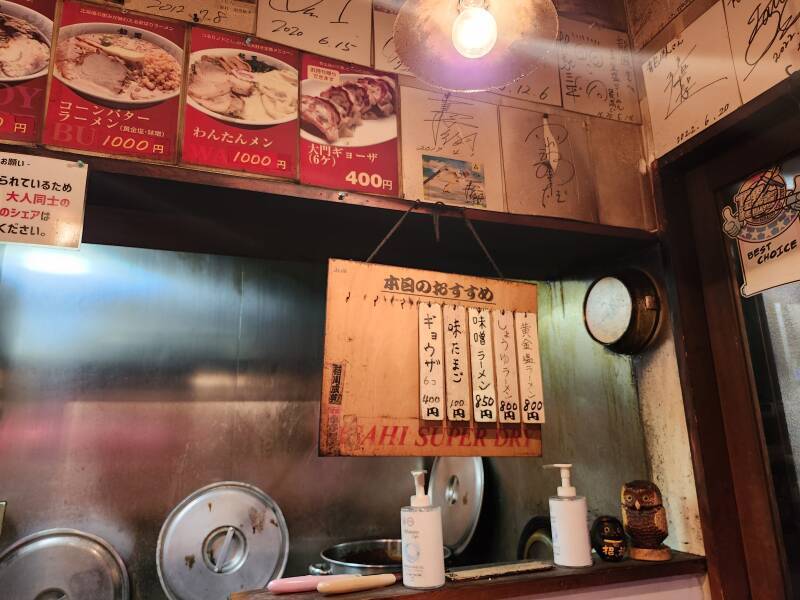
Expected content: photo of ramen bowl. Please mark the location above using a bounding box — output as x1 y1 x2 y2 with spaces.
54 22 183 107
187 48 298 127
0 0 53 83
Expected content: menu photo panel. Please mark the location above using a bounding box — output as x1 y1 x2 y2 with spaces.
43 0 186 163
299 54 399 196
0 0 55 144
182 27 298 178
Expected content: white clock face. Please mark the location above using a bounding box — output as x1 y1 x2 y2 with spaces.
585 277 633 345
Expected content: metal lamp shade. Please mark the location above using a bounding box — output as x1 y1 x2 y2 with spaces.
394 0 559 92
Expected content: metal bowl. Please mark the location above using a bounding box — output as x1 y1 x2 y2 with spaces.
309 539 452 576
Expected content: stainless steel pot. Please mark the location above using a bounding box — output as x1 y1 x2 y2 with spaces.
309 539 452 576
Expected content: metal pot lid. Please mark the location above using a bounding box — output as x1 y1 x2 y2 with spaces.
157 481 289 600
0 528 129 600
429 457 484 555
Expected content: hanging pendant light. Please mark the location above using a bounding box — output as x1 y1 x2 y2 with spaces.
394 0 559 92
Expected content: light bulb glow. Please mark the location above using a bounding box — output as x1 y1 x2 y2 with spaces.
451 6 497 59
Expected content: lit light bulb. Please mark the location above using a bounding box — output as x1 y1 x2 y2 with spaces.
451 2 497 59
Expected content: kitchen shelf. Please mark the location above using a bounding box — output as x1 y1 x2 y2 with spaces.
230 552 706 600
2 144 658 279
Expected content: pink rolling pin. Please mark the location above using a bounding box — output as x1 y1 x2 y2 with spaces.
267 575 357 594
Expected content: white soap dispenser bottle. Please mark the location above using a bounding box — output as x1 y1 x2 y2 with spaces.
401 470 445 589
544 464 593 567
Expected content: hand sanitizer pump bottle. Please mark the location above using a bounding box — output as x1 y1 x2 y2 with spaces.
401 470 445 589
544 464 593 567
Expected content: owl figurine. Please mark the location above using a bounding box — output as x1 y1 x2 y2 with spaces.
591 516 627 562
621 480 671 561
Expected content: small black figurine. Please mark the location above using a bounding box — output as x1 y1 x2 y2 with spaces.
591 516 627 562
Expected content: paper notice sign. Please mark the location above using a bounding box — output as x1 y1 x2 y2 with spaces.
500 106 596 221
642 2 742 158
515 312 545 424
492 310 521 424
181 27 298 178
723 166 800 296
0 152 87 248
419 302 445 422
723 0 800 103
124 0 256 34
444 304 471 422
257 0 372 67
43 1 185 163
558 18 640 123
299 54 399 196
468 307 498 423
400 86 504 211
0 1 54 144
373 3 412 76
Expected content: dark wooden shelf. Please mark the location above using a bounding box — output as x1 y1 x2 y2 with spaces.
231 552 706 600
2 144 658 280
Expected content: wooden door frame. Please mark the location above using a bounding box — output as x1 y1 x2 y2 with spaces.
655 78 800 599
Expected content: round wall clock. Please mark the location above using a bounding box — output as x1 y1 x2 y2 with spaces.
583 270 661 355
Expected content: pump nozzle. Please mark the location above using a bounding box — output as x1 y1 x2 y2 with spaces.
410 470 431 507
544 464 577 497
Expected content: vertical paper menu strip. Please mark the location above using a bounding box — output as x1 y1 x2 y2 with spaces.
256 0 372 67
43 1 185 163
515 312 545 424
419 302 445 422
181 27 298 179
723 0 800 103
492 310 521 424
557 18 641 123
468 307 498 423
641 2 742 158
443 304 471 422
0 0 55 144
124 0 257 33
399 86 505 212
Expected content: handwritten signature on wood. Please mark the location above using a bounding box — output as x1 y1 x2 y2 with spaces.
730 0 800 79
525 123 575 208
663 44 728 119
268 0 353 24
420 94 479 156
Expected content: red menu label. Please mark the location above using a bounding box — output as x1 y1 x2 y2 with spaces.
299 54 399 196
0 0 55 144
181 27 298 179
43 1 185 162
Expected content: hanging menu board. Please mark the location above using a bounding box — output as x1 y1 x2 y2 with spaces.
500 106 596 221
124 0 256 33
723 0 800 103
299 54 399 196
400 86 504 211
557 18 641 123
181 27 298 178
642 2 742 158
320 259 543 457
256 0 372 67
43 1 185 163
0 0 54 144
0 152 88 248
372 1 412 76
